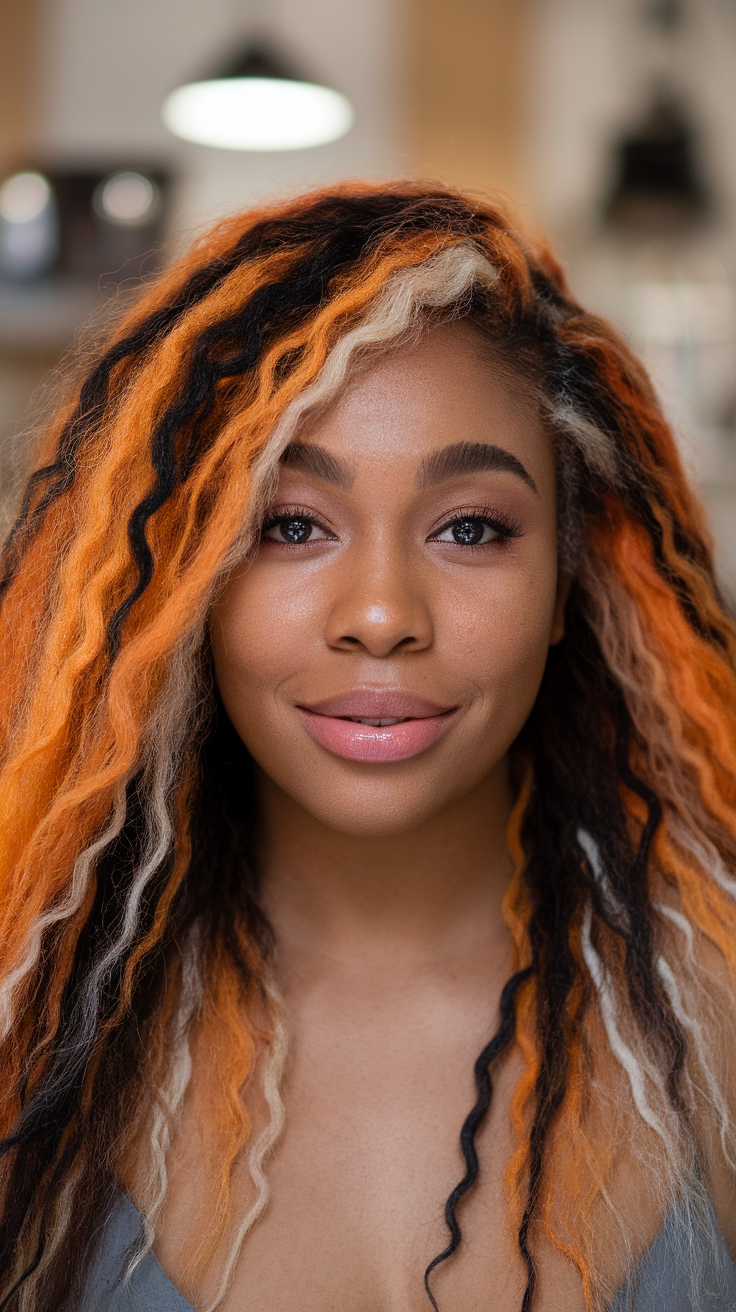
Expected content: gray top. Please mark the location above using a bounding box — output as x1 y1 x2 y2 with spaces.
79 1193 736 1311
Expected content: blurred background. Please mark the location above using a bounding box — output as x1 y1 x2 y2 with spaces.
2 0 736 590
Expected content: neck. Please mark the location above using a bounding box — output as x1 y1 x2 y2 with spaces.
256 759 515 981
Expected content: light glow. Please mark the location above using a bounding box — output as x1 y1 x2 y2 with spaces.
93 172 160 225
0 172 52 224
162 77 354 151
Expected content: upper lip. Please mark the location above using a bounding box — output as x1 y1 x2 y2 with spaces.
299 689 455 719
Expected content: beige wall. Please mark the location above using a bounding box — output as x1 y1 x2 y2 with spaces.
406 0 531 206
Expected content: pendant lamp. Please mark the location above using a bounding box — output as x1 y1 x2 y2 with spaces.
162 41 354 152
605 93 709 235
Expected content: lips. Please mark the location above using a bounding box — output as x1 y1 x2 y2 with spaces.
296 689 458 763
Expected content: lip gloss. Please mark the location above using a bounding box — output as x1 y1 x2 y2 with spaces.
297 707 456 762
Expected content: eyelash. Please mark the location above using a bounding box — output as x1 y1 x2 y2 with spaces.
260 505 335 542
260 504 523 546
428 505 523 546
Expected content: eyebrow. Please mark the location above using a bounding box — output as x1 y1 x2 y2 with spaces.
416 441 538 494
280 443 354 490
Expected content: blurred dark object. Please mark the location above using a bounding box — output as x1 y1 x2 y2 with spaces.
0 166 171 284
49 168 169 281
646 0 683 33
605 95 709 235
213 39 306 82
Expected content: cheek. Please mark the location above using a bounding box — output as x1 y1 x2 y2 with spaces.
438 559 557 726
211 566 317 692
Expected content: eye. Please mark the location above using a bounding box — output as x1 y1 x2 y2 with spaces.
429 508 521 547
262 512 333 545
434 517 500 546
429 506 523 548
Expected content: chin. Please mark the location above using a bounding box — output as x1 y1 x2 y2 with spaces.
290 772 471 837
318 808 434 839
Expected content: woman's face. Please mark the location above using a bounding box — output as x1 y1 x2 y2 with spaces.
211 322 566 836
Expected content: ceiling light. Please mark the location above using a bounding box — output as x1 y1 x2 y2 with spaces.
605 94 708 235
161 42 354 152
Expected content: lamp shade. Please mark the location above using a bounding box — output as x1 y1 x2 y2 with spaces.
162 41 354 152
606 95 708 234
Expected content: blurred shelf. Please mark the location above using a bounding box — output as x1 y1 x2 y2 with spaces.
0 277 108 356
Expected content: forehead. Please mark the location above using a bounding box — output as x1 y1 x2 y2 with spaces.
294 321 554 491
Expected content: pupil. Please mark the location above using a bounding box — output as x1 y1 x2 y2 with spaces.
453 519 482 545
284 519 311 543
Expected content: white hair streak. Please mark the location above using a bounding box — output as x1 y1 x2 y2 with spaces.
77 641 199 1053
213 243 623 586
123 925 204 1281
580 898 668 1142
17 1157 88 1310
0 780 128 1044
578 825 733 1305
548 402 619 484
579 890 720 1312
578 829 692 1147
204 976 288 1312
671 817 736 902
655 952 735 1171
654 901 695 957
0 624 205 1056
14 629 204 1123
576 826 631 935
227 244 501 561
120 966 288 1307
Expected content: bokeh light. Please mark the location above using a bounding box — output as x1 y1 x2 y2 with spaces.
162 77 354 151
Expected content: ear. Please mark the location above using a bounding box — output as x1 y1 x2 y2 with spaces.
549 571 572 646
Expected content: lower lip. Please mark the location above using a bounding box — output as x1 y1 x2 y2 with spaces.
297 708 457 763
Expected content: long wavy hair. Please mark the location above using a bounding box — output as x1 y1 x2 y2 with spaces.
1 182 735 1312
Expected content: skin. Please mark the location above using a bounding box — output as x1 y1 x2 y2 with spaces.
150 324 672 1310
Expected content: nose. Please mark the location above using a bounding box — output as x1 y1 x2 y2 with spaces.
324 558 434 658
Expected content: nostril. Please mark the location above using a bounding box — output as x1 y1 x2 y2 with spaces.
340 635 361 645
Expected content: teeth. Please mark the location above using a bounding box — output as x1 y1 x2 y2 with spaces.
346 716 404 727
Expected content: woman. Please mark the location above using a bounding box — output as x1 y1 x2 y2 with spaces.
0 183 734 1312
